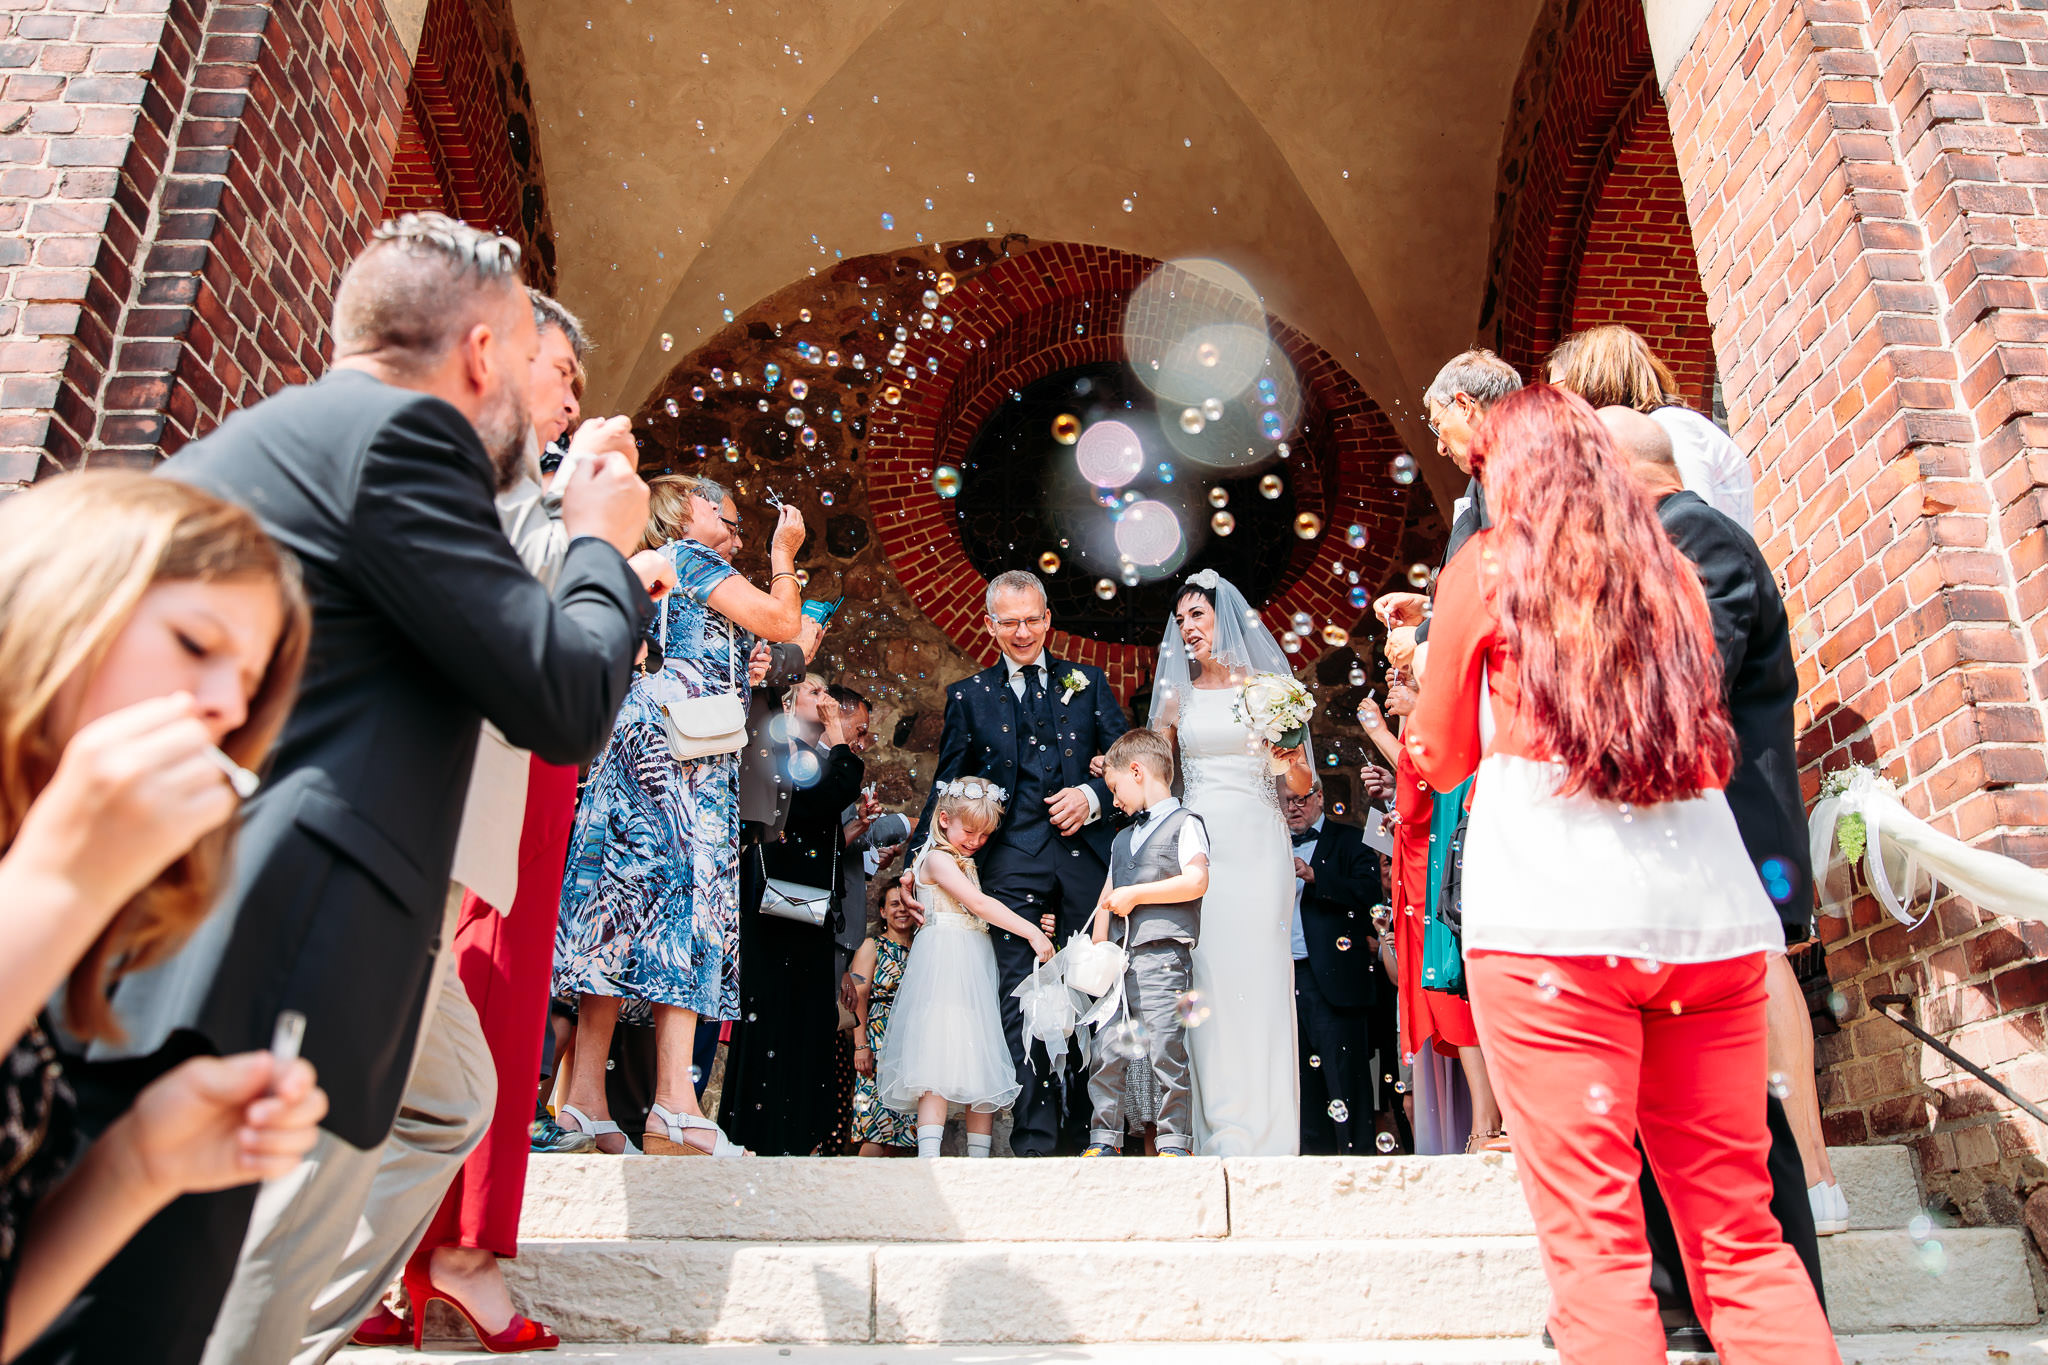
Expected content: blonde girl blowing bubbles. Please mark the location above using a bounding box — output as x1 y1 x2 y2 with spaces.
876 779 1055 1157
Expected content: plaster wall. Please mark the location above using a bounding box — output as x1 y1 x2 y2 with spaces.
510 0 1541 513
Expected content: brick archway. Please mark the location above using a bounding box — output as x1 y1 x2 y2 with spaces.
862 244 1410 698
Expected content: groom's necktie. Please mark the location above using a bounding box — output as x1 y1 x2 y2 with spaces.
1021 663 1055 731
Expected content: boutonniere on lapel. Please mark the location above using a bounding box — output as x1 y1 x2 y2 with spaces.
1059 669 1089 705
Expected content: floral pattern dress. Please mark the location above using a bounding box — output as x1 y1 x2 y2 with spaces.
2 1022 75 1341
850 937 915 1148
554 538 747 1019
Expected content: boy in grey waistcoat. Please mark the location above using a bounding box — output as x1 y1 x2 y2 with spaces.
1081 729 1211 1156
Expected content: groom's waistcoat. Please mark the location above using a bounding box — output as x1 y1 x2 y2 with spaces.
1005 672 1066 854
1109 807 1204 948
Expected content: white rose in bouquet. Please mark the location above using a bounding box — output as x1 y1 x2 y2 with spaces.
1233 672 1313 770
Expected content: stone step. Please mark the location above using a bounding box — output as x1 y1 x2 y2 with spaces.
341 1329 2048 1363
493 1229 2036 1344
519 1147 1924 1244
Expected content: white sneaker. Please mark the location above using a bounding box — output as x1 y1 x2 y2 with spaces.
1809 1181 1849 1235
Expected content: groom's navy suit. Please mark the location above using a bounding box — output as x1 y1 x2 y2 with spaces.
912 653 1129 1155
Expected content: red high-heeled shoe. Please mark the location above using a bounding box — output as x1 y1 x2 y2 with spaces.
401 1264 561 1353
349 1302 412 1348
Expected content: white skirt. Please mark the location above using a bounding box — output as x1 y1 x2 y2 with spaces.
875 913 1022 1114
1461 753 1786 963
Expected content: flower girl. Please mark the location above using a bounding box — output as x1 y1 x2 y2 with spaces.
876 778 1055 1157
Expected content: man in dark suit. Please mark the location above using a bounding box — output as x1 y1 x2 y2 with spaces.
908 569 1129 1156
28 214 654 1365
1282 777 1386 1154
1599 404 1826 1348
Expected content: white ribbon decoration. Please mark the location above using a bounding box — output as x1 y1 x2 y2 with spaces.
1810 768 2048 930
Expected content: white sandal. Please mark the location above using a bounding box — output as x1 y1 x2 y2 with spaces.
645 1103 749 1157
558 1105 639 1155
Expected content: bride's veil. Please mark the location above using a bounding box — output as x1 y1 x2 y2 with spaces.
1147 568 1296 732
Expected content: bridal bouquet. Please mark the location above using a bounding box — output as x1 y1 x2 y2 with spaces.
1233 672 1313 766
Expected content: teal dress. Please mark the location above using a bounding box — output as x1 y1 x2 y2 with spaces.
1421 778 1475 993
554 539 746 1019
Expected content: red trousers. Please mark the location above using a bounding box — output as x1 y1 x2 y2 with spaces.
413 756 579 1260
1466 951 1838 1365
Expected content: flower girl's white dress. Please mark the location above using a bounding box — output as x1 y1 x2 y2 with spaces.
875 846 1022 1114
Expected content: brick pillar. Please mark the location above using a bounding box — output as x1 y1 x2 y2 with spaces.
1662 0 2048 1223
0 0 410 490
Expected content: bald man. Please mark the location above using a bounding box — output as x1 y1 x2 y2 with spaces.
1598 405 1829 1345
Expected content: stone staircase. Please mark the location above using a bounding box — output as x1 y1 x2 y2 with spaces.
341 1146 2041 1362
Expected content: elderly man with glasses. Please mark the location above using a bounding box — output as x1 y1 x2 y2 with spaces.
905 569 1129 1156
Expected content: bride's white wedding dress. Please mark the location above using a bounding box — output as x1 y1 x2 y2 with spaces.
1177 684 1300 1155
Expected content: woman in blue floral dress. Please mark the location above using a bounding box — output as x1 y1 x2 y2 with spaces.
553 474 807 1156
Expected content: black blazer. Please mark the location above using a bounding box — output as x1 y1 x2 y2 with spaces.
764 741 866 931
153 368 649 1147
911 656 1128 863
1658 491 1811 920
1297 820 1385 1009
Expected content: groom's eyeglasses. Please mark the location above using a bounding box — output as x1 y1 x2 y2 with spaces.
989 613 1049 631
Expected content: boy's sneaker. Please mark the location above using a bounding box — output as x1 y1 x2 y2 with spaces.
1157 1148 1192 1158
1079 1143 1120 1157
531 1116 594 1154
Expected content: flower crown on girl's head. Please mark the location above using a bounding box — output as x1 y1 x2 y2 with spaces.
939 777 1008 806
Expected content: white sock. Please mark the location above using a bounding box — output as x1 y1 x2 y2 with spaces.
917 1124 944 1158
965 1131 993 1158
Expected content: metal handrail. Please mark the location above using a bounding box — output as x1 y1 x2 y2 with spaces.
1869 994 2048 1129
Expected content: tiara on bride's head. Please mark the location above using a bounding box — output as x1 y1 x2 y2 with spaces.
942 777 1007 805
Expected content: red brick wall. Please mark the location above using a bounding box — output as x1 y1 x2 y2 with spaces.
0 0 411 484
1664 0 2048 1227
1568 97 1718 411
383 96 454 217
862 243 1412 699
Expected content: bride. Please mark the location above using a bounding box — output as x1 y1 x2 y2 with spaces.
1148 569 1315 1155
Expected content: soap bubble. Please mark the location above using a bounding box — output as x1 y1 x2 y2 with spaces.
922 289 940 309
1076 420 1144 487
1406 563 1430 588
1039 551 1062 574
785 407 804 426
883 386 902 405
936 271 956 294
664 398 679 417
1174 990 1212 1028
691 386 706 402
1178 407 1206 435
1376 1132 1398 1153
1391 454 1418 485
1196 341 1219 367
1308 1054 1321 1068
1114 500 1182 568
1051 413 1083 446
1207 486 1229 508
1584 1084 1613 1115
1345 524 1368 549
800 427 818 448
1122 197 1135 213
1916 1239 1948 1276
790 379 809 400
1536 972 1560 1000
1258 473 1283 499
1768 1071 1791 1099
1335 936 1353 951
1280 631 1301 653
1631 956 1659 973
1094 578 1118 600
1326 1100 1350 1123
764 363 782 384
798 308 811 323
660 333 674 351
820 491 834 506
1120 563 1141 587
919 312 935 330
1908 1213 1933 1243
1102 1017 1150 1060
931 466 962 498
1211 510 1236 535
1349 586 1371 610
1321 625 1349 647
879 212 895 230
1291 611 1313 634
1295 512 1323 539
1200 396 1225 422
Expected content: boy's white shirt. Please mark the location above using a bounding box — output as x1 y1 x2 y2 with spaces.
1122 795 1209 872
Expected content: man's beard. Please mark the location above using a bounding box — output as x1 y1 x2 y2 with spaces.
476 379 530 492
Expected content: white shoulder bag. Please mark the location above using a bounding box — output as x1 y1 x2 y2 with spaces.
652 585 747 760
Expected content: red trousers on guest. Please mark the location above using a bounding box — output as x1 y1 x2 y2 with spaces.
412 756 580 1261
1466 951 1839 1365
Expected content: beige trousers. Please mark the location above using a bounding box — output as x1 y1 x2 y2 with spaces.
201 888 496 1365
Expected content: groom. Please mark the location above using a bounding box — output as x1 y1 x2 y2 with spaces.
910 569 1130 1156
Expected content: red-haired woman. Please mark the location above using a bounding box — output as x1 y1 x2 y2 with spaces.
1407 385 1837 1365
